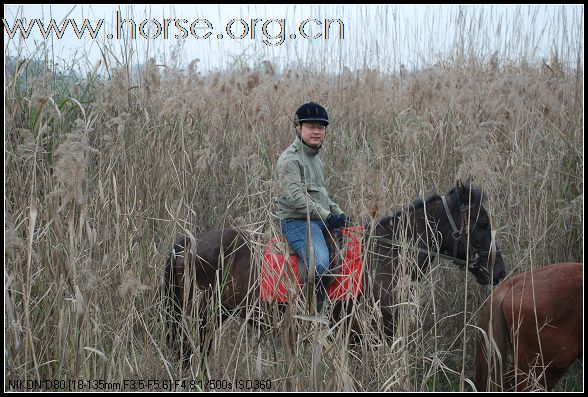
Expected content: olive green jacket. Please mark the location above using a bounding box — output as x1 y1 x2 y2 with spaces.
275 137 344 221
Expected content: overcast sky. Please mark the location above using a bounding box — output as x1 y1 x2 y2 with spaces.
3 4 584 74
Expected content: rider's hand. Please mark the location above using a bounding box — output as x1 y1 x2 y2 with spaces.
327 213 349 228
326 213 341 228
340 213 352 227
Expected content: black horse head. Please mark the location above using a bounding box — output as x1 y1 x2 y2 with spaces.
372 181 507 286
438 181 506 285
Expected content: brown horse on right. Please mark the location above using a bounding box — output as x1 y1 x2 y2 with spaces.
475 262 583 391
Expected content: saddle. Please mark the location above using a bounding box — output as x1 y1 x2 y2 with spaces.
261 226 364 302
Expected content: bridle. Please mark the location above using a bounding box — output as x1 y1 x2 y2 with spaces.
440 192 498 278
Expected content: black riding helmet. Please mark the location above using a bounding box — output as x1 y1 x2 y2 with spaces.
294 102 329 126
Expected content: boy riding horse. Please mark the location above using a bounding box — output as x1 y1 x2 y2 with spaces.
275 102 350 311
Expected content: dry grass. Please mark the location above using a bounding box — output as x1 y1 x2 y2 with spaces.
4 7 583 392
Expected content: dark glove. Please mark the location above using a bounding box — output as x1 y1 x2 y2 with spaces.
340 213 352 227
326 213 349 228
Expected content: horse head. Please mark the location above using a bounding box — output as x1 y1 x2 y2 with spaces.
439 181 506 285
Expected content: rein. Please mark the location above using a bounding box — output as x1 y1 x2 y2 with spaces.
369 235 468 267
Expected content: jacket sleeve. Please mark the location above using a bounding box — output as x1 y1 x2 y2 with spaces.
329 201 344 216
277 157 331 220
322 159 344 215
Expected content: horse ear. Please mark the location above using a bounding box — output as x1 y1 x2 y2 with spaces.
456 180 466 198
456 180 469 203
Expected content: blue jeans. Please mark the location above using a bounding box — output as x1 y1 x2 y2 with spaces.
280 219 330 279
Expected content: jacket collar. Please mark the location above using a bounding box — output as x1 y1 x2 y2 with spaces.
294 136 321 156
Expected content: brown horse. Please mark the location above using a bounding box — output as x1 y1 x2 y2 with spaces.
474 262 583 391
164 181 507 364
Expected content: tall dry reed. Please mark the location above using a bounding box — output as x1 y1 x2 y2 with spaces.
4 7 583 392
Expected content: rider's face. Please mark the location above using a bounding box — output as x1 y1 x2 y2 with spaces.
299 122 326 147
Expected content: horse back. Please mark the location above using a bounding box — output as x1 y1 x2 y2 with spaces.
167 228 253 306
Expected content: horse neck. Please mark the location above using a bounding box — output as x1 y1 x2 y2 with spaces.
365 198 447 276
368 197 446 247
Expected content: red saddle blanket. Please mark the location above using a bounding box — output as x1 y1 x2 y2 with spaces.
260 226 364 302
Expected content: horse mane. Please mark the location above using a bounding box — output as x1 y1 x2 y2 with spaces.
376 190 440 227
375 183 486 228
